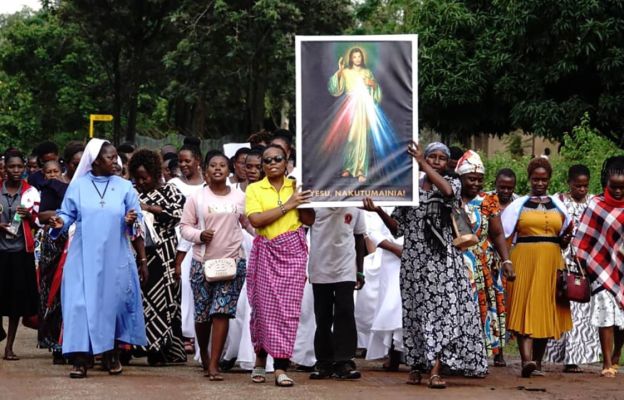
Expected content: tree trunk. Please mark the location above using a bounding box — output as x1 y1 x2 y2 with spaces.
112 52 122 145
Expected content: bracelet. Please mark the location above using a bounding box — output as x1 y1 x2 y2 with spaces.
502 260 513 266
357 272 365 279
139 258 147 263
279 203 287 215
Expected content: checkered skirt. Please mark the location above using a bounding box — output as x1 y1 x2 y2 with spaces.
247 228 308 359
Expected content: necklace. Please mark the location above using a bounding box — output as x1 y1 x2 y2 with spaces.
92 180 110 208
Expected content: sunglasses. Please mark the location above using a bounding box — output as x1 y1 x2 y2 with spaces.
262 155 285 164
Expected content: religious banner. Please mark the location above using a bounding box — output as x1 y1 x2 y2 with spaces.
295 35 418 207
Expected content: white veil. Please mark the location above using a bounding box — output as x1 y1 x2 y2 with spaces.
71 138 121 184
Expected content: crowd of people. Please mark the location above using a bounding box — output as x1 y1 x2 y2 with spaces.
1 132 624 389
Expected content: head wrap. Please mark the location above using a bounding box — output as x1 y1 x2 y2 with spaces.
424 142 451 158
455 150 485 175
71 138 121 183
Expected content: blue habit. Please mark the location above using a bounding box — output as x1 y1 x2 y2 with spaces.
54 172 147 355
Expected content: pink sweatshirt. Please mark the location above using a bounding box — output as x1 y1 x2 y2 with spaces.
180 186 245 262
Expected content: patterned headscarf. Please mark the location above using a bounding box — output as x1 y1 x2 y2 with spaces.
424 142 451 158
455 150 485 175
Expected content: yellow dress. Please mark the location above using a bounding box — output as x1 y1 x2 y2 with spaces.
507 201 572 339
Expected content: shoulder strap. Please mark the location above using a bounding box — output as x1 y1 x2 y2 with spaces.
196 187 206 259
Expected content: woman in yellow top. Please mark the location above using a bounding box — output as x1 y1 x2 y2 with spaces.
501 157 573 377
245 144 315 387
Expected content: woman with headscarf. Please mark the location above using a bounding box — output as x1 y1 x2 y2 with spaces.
49 138 148 379
501 157 572 378
363 142 488 389
455 150 515 366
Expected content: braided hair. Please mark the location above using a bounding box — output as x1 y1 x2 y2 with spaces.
567 164 590 182
601 156 624 187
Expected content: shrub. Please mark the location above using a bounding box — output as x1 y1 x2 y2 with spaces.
483 114 624 195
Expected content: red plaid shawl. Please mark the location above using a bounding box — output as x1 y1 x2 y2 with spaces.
573 194 624 308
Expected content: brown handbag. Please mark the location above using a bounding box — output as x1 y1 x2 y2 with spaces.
556 249 590 304
450 206 479 250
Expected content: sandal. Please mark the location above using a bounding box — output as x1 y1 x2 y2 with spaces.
601 368 617 378
251 367 266 383
521 361 537 378
207 373 224 381
3 353 19 361
563 364 583 373
275 373 294 387
69 364 87 379
428 374 447 389
406 370 422 385
493 354 506 367
108 352 123 375
532 369 546 377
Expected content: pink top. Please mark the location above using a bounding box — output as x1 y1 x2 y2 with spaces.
180 185 245 262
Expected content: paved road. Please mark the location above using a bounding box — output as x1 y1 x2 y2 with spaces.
1 323 622 400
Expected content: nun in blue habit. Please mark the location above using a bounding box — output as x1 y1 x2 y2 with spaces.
49 138 148 378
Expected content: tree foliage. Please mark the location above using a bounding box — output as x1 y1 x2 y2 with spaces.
164 0 353 140
0 9 108 150
355 0 624 145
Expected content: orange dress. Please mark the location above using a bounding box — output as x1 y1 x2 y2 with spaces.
506 200 572 339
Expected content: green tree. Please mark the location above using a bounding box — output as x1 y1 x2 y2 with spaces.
0 9 108 151
164 0 353 140
59 0 178 144
355 0 624 146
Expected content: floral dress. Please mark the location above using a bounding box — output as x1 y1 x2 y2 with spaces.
462 193 506 356
391 175 488 376
544 193 601 365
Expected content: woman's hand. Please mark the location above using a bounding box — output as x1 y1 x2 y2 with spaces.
125 209 138 226
407 140 425 167
140 203 163 214
284 186 312 210
200 229 215 244
502 261 516 281
338 56 344 74
0 222 11 234
48 215 65 229
361 197 381 213
138 258 149 286
16 206 32 222
561 232 573 249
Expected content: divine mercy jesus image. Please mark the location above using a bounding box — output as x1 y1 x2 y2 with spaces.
323 46 402 183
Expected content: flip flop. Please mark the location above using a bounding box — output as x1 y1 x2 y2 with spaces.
207 374 224 381
531 369 546 377
601 368 617 378
3 353 19 361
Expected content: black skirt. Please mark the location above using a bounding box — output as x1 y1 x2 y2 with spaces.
0 250 38 317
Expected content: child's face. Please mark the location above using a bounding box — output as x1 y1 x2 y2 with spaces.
607 174 624 201
27 158 39 174
44 163 61 180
